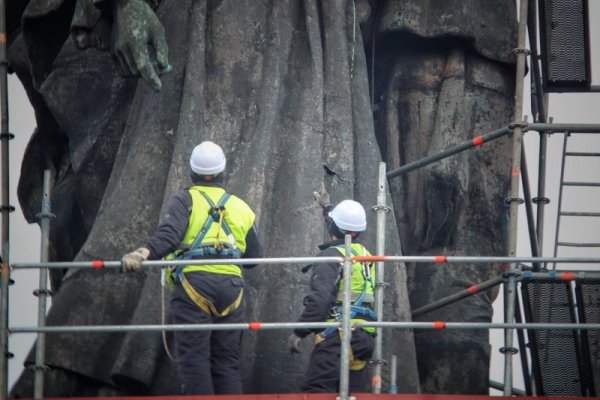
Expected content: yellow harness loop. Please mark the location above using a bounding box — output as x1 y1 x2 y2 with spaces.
349 345 368 371
180 273 243 317
313 328 368 371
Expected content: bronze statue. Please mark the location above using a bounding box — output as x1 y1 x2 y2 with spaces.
8 0 516 395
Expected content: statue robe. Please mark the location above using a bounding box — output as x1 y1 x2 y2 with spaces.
10 0 420 395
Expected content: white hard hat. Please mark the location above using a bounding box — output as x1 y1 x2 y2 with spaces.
328 200 367 232
190 141 226 175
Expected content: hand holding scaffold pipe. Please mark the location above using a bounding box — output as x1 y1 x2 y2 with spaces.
121 247 150 272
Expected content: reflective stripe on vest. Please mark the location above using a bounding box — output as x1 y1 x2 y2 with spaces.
168 185 255 276
334 243 375 304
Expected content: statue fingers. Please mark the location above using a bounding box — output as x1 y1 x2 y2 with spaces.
136 57 163 92
150 24 170 73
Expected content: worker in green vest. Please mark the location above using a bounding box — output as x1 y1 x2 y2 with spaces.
289 185 376 393
121 141 262 395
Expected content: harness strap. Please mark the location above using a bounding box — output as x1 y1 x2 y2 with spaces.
186 191 234 256
199 191 239 252
179 272 243 317
317 306 377 341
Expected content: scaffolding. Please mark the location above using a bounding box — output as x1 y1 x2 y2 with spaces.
1 0 599 399
2 152 600 399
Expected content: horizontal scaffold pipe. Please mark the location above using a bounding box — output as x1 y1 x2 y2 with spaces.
10 257 344 270
9 321 600 335
385 123 600 180
412 275 505 318
386 127 511 178
9 255 600 270
9 322 336 334
526 123 600 133
352 255 600 264
523 271 600 281
360 321 600 330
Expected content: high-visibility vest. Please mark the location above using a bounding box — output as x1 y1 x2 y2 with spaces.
334 243 375 305
168 185 255 277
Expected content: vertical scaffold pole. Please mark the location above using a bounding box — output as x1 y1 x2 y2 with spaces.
389 355 398 394
338 234 353 400
504 0 529 395
34 170 52 399
372 162 388 393
0 263 8 400
0 0 10 397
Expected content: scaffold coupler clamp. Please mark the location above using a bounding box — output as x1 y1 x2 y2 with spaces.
0 133 15 141
0 262 14 285
532 196 550 205
370 204 391 213
28 363 50 372
508 120 528 131
511 47 531 56
503 197 524 206
35 211 56 222
33 288 54 297
502 269 523 281
375 281 390 290
499 346 519 355
0 205 15 213
369 358 388 367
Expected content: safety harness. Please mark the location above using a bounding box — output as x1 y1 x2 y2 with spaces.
312 245 377 370
181 191 242 259
169 191 244 317
315 245 377 344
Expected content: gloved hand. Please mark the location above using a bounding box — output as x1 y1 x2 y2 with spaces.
288 333 303 354
121 247 150 272
313 182 331 209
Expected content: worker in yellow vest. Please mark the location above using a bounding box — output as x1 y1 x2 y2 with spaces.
289 185 376 393
122 141 262 395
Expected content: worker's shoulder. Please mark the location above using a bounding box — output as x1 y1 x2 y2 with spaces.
226 192 251 206
320 242 371 255
318 246 342 257
224 193 256 217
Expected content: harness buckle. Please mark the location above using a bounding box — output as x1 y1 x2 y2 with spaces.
329 307 341 318
314 333 325 344
209 204 226 221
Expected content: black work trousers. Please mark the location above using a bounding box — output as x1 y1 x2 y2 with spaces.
169 271 245 395
301 328 375 393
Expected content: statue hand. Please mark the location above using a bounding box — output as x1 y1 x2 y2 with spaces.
111 0 170 91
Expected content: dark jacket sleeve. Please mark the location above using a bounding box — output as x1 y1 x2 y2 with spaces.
294 248 340 338
145 191 192 260
241 224 262 269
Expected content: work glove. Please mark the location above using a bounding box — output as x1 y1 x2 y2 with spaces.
313 182 331 209
121 247 150 272
288 333 303 354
